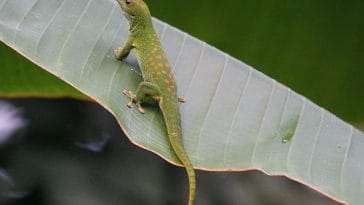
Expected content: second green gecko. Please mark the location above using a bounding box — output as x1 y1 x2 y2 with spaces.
114 0 196 205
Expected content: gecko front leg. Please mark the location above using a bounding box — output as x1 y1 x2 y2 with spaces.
114 36 135 60
123 82 161 114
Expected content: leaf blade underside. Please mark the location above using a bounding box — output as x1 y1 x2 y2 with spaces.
0 0 363 204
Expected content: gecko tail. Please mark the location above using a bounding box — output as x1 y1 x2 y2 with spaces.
168 132 196 205
161 101 196 205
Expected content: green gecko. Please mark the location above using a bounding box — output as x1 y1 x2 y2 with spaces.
114 0 196 204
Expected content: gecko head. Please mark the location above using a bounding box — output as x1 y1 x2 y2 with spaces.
116 0 151 28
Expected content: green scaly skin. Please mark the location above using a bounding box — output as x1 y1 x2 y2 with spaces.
114 1 196 204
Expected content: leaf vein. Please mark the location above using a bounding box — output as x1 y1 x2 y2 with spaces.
34 0 66 56
0 0 7 12
274 88 291 139
195 54 229 163
251 80 276 165
222 67 252 167
286 97 306 175
94 19 124 76
182 42 205 98
308 108 325 181
79 3 116 77
12 0 38 44
171 32 187 72
107 63 121 104
340 125 353 194
56 0 93 73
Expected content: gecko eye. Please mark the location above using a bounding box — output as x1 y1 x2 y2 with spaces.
125 0 131 4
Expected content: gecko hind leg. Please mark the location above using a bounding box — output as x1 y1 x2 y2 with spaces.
123 82 161 114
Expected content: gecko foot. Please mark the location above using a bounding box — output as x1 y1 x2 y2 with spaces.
123 90 135 108
127 102 133 108
122 90 133 97
114 47 123 59
137 105 145 114
178 97 186 103
123 90 145 114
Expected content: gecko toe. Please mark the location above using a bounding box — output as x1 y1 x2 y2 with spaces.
114 47 123 58
127 102 133 108
122 90 129 96
136 103 145 114
138 107 145 114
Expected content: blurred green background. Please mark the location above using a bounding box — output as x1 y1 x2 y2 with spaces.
1 0 363 204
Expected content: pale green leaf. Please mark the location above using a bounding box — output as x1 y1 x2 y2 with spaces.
0 0 363 204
